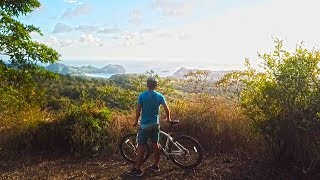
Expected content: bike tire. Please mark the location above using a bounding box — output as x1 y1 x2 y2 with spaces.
119 133 151 164
169 135 203 169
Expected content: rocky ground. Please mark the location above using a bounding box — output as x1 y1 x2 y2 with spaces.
0 150 308 180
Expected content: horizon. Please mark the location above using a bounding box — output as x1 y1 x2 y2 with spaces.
50 60 239 78
59 59 245 73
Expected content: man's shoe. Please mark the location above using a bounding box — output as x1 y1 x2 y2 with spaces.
148 165 160 172
125 168 143 177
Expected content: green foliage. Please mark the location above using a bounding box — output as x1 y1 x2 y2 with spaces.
241 40 320 164
215 71 246 99
0 0 41 16
0 0 59 67
180 70 212 94
0 0 60 99
63 104 111 154
101 85 137 110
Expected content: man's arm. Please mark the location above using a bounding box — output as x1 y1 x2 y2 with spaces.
134 104 142 126
162 103 171 121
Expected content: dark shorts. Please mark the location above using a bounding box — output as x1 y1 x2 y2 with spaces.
137 125 160 145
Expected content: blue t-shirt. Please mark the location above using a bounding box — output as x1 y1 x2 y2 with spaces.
138 90 166 129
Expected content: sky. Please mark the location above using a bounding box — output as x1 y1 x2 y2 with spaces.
23 0 320 70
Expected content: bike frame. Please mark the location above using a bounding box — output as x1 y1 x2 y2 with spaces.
133 130 189 157
159 130 189 157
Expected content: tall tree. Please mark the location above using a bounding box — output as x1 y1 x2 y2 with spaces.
0 0 60 88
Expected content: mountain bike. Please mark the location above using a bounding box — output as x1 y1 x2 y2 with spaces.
119 120 203 169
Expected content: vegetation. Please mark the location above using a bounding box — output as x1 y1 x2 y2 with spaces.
0 1 254 157
0 0 59 153
239 40 320 167
2 1 320 178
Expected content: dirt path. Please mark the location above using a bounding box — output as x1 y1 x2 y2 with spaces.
0 152 295 179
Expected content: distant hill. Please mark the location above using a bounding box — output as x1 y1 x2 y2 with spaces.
46 63 126 76
46 63 236 81
100 64 126 74
171 67 237 81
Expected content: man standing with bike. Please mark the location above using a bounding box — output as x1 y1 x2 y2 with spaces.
126 76 171 177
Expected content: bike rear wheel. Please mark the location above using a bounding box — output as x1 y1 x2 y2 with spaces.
119 133 151 164
169 135 203 169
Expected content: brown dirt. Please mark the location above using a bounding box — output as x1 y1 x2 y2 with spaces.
0 151 305 180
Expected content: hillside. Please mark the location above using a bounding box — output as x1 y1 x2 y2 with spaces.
46 63 126 76
171 67 237 81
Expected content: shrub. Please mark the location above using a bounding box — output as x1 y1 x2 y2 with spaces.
0 103 51 152
62 104 112 154
100 85 137 110
169 94 254 152
240 40 320 164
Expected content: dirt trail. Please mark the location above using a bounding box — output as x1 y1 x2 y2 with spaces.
0 152 295 179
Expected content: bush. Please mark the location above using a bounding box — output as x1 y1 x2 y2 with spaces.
0 104 51 152
62 104 112 154
169 94 254 152
240 40 320 164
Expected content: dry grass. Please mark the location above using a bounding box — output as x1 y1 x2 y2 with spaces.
169 94 257 152
0 93 258 155
105 111 135 152
0 105 53 151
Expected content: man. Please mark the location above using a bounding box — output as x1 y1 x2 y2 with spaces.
126 77 171 177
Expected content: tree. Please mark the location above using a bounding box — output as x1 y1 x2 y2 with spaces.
0 0 60 107
241 40 320 167
0 0 60 87
0 0 60 117
180 70 211 94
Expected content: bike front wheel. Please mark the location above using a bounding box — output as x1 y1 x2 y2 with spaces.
119 133 151 164
169 135 203 169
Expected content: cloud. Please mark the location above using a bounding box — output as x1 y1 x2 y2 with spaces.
75 25 98 33
36 36 76 48
64 0 78 3
152 0 217 18
52 23 73 34
60 39 75 47
155 32 172 38
177 32 191 40
115 32 145 46
62 4 94 18
128 9 143 25
152 0 193 18
40 36 59 47
98 27 121 34
80 34 103 46
110 27 188 47
140 27 159 34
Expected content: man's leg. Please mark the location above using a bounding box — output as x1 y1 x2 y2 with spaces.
135 144 146 170
150 126 160 168
134 129 147 171
151 142 160 167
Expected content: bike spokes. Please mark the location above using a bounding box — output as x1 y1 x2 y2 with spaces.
169 135 203 169
122 136 138 160
119 133 151 164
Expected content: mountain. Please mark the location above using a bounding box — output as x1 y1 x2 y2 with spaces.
80 65 101 73
100 64 126 74
171 67 237 81
46 63 126 76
